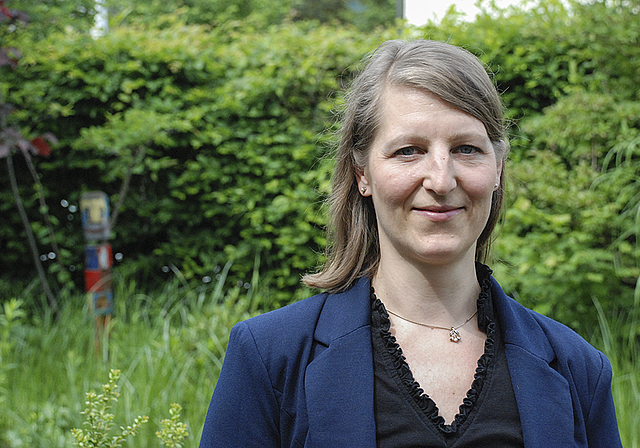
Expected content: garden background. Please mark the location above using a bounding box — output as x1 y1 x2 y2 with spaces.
1 0 639 445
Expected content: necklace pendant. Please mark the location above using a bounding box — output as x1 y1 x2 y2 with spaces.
449 327 461 342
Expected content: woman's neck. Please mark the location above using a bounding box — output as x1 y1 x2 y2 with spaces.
372 253 480 327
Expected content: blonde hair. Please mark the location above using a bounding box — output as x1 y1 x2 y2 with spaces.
303 40 508 292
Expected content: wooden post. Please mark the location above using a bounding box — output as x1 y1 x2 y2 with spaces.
80 192 113 358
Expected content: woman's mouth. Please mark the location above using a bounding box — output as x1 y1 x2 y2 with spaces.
413 205 463 222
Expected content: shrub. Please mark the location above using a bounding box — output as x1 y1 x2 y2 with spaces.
0 20 383 303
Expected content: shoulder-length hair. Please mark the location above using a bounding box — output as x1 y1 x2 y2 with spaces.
303 40 508 292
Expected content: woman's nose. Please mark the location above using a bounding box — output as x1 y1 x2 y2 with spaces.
423 154 456 196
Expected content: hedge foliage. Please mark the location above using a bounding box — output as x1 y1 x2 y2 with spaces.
1 18 387 303
2 0 640 331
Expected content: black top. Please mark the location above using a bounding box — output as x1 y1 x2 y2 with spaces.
370 264 524 447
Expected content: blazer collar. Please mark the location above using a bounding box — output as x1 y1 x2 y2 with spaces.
491 277 555 361
492 278 575 447
313 277 372 345
305 277 376 447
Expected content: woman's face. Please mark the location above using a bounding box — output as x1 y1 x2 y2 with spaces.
357 85 502 269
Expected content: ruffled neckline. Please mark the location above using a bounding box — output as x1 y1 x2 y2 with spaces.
370 263 497 434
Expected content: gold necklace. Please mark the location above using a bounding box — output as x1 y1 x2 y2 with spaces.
386 308 478 343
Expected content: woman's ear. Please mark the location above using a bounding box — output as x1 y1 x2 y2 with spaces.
494 141 506 191
494 159 503 191
355 166 371 196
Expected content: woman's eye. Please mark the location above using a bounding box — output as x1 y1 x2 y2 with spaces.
456 145 481 155
394 147 417 156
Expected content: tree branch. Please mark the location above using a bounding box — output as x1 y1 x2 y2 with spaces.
5 154 58 313
109 145 146 230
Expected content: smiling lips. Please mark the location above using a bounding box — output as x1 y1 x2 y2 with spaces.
413 205 463 222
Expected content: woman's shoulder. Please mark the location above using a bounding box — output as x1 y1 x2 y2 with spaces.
491 277 608 368
237 276 371 340
221 292 331 383
229 277 372 361
236 291 330 341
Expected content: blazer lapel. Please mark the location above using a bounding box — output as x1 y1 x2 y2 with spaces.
492 278 575 447
304 278 377 447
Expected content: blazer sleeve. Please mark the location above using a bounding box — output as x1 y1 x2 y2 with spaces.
199 321 281 448
585 351 623 447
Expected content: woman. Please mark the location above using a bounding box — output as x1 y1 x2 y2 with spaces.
199 40 622 447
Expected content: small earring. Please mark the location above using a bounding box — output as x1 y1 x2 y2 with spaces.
360 186 367 194
494 183 499 190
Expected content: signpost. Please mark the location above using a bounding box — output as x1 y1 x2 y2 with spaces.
80 191 112 356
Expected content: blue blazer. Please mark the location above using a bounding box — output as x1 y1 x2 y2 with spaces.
200 277 622 447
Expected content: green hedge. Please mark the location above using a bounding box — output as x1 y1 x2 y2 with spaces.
2 0 640 333
1 20 383 303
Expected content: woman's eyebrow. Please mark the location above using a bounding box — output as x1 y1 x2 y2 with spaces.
382 132 489 148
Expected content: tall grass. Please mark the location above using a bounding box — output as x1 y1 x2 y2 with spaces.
1 271 639 447
592 297 640 448
0 263 266 447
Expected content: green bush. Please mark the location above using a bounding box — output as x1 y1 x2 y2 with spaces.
2 0 640 331
423 0 640 119
1 20 383 303
490 91 640 331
